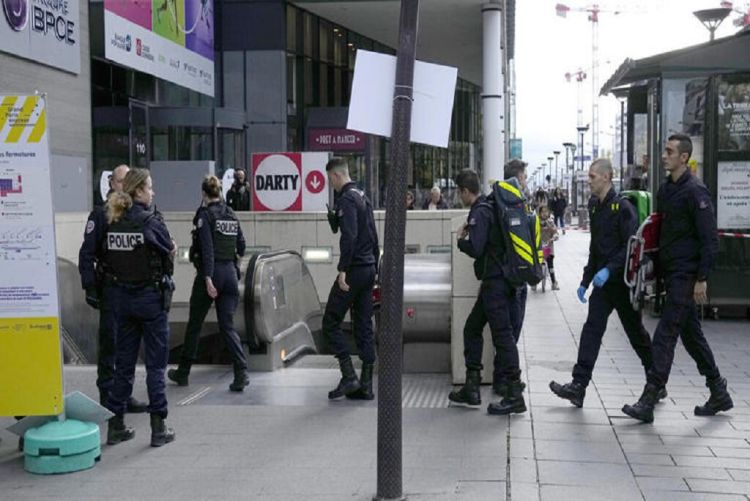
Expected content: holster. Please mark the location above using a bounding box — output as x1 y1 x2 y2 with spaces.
326 204 339 234
160 275 176 312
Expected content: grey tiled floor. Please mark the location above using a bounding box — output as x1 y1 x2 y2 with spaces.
1 229 749 500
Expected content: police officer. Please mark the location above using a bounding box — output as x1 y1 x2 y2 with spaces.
167 175 249 392
104 168 176 447
623 134 733 423
323 157 379 401
549 158 658 407
447 167 527 415
78 164 148 413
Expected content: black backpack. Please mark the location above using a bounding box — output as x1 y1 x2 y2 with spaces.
489 180 545 287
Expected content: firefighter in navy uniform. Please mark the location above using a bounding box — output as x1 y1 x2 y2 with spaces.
167 175 249 392
623 134 733 423
323 157 379 401
447 167 527 416
549 158 658 407
104 168 176 447
78 164 147 413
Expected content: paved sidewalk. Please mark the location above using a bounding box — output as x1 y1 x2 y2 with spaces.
1 229 749 500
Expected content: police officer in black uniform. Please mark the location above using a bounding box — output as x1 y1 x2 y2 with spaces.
549 158 658 407
323 157 379 401
104 168 176 447
78 164 147 413
623 134 733 423
167 175 249 392
447 167 527 416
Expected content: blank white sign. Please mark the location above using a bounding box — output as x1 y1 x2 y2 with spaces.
347 50 458 148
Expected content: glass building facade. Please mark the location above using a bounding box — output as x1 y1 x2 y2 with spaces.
89 1 483 209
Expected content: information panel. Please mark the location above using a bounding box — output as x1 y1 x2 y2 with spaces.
104 0 214 96
0 95 63 416
717 161 750 230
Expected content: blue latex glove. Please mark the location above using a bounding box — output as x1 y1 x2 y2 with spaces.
593 267 610 288
577 285 587 304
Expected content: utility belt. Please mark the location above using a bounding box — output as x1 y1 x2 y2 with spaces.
105 273 175 312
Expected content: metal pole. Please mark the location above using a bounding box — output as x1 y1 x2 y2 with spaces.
619 99 625 191
376 1 418 500
481 2 504 190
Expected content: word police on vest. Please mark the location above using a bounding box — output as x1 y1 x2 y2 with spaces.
108 232 145 251
255 174 299 191
216 220 239 235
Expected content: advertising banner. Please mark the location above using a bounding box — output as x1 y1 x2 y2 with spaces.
252 152 329 212
104 0 214 96
0 0 81 73
717 161 750 230
0 95 64 416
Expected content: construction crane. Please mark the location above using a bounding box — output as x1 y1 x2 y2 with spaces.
564 68 587 127
720 1 750 27
556 3 621 159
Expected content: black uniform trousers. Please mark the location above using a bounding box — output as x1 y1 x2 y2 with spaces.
96 289 117 404
463 277 521 380
107 285 169 417
323 265 377 364
572 280 653 387
463 284 526 383
646 274 720 388
179 261 247 370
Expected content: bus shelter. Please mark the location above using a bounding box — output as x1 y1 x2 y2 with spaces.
601 27 750 314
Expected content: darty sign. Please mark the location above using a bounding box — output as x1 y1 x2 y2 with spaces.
251 152 330 212
307 128 366 152
0 0 81 73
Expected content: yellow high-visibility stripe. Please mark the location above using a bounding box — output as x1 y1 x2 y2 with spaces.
513 244 534 265
538 250 544 262
499 181 522 199
510 232 531 255
26 108 46 143
6 96 38 143
0 96 18 135
534 217 541 246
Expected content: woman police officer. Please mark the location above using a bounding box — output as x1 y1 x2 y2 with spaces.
104 168 177 447
167 175 249 392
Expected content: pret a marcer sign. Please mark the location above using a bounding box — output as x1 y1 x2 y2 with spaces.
251 152 329 211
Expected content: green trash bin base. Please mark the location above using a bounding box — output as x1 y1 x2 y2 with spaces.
24 419 101 475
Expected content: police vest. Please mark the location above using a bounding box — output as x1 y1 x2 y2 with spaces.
189 204 239 266
105 217 163 284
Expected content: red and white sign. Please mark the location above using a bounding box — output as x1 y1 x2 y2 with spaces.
251 152 330 211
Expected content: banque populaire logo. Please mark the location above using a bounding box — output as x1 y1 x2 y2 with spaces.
2 0 28 31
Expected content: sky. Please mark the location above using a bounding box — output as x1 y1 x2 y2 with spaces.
514 0 748 183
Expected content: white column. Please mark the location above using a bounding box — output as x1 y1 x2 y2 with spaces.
482 2 504 191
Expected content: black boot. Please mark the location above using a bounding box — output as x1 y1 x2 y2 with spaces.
127 396 148 413
622 383 660 423
229 365 249 392
328 357 361 399
549 380 586 408
448 369 481 407
167 363 190 386
150 414 175 447
107 415 135 445
347 363 375 400
487 378 527 415
493 379 526 397
695 376 733 416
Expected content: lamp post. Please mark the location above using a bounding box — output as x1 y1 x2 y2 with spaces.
576 125 589 211
546 156 554 189
562 142 575 201
693 7 731 41
553 150 561 188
